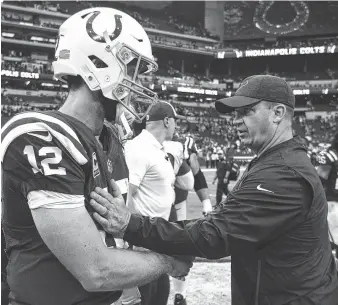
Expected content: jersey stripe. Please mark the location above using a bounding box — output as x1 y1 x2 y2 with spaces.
325 151 335 162
328 150 338 161
1 112 81 143
1 122 88 165
27 190 85 210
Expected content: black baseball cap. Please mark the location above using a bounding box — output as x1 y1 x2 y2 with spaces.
146 101 185 121
215 75 295 114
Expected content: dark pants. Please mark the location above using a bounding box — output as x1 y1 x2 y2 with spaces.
211 160 216 168
216 182 229 205
139 274 170 305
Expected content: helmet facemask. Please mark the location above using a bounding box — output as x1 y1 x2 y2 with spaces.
102 30 158 124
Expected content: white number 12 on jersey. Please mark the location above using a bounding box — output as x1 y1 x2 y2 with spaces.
23 145 66 176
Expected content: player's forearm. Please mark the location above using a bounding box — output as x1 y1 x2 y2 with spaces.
85 248 171 291
189 153 200 175
196 188 209 202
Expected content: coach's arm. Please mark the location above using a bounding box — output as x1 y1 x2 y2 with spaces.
90 166 309 260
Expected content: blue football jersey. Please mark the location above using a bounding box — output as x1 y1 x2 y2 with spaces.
1 111 121 305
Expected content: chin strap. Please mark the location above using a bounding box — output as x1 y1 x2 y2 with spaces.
117 112 134 143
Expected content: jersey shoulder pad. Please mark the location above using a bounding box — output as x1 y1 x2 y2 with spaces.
1 111 88 165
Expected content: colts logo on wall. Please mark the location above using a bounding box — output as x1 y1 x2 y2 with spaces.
92 152 100 178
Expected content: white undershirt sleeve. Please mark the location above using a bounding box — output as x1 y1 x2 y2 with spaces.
27 190 85 210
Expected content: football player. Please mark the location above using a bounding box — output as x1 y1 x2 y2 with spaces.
1 8 191 305
164 140 195 194
164 136 213 305
183 136 213 216
315 132 338 261
315 132 338 201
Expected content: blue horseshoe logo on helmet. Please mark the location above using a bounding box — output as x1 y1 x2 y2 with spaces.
86 11 122 43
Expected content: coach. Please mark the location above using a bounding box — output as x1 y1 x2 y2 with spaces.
90 75 338 305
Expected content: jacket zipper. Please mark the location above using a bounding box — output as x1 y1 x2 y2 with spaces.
255 260 261 305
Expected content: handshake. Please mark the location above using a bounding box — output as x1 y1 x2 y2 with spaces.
90 179 195 278
165 254 195 279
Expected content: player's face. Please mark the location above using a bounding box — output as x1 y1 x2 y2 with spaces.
233 101 274 152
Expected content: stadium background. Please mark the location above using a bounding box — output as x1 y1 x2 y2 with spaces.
1 1 337 304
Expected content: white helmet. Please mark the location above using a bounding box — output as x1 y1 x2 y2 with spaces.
53 7 158 123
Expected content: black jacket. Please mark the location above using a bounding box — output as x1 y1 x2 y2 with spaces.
124 136 338 305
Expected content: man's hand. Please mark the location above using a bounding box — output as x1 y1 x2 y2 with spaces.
90 179 131 238
223 177 229 184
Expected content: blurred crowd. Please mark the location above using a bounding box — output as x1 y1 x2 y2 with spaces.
1 103 59 118
173 103 338 162
1 92 66 110
295 113 338 144
1 52 53 75
4 50 337 95
1 11 60 29
8 1 217 39
1 95 337 167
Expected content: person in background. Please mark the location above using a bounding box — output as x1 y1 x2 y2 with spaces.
315 132 338 201
213 152 232 205
166 135 213 305
124 101 186 305
315 132 338 265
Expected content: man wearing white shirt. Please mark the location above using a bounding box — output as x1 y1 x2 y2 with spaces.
124 101 184 305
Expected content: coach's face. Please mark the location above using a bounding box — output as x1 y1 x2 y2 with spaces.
233 101 275 152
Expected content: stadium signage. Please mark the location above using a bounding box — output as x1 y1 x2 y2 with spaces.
177 86 218 95
244 46 328 57
293 89 310 95
217 45 336 58
1 70 40 79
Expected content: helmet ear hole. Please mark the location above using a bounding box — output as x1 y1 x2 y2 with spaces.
66 75 83 90
88 55 108 68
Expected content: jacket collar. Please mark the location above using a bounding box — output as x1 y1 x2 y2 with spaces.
252 135 306 163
